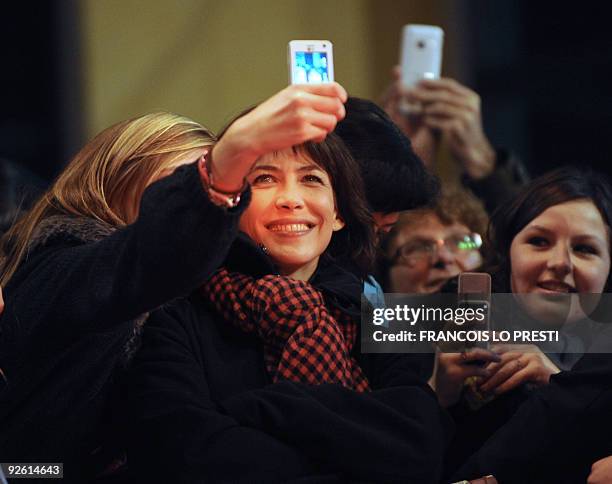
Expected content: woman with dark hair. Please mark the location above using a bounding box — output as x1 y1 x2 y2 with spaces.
435 168 612 409
0 83 351 482
488 166 612 292
126 112 450 482
449 167 612 482
473 167 611 393
199 133 376 391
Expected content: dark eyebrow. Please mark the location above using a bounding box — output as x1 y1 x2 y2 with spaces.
527 225 552 232
523 225 555 237
250 163 325 173
527 224 608 246
297 164 325 173
573 234 608 247
250 164 280 172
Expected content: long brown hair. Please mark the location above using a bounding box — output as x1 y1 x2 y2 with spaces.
300 136 376 274
0 112 215 286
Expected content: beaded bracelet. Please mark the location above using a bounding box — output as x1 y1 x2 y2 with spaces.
198 151 247 209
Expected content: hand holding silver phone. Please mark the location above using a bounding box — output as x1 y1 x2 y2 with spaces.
458 272 492 353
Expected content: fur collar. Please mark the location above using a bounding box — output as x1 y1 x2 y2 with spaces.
29 215 116 253
29 214 146 365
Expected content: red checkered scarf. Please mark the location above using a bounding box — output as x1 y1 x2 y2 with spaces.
201 268 370 392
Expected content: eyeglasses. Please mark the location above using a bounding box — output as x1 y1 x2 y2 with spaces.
393 233 482 265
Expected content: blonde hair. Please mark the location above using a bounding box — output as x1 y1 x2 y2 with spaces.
0 112 215 286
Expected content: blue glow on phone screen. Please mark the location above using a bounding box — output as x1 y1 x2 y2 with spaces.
294 52 329 83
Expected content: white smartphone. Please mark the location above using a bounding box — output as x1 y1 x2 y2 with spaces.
288 40 334 84
400 24 444 89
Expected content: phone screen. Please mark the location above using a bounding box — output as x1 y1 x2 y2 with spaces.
292 51 330 83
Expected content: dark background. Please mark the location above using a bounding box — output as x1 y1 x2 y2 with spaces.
467 2 612 177
1 1 82 182
1 1 611 183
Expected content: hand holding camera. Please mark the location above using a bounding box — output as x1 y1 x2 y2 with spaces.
431 348 501 408
382 24 496 179
407 77 496 180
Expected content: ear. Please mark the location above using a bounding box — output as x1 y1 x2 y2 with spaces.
332 213 345 232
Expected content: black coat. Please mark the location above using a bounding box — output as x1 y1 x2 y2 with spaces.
125 236 453 483
0 162 248 481
439 275 612 482
462 148 530 215
452 350 612 483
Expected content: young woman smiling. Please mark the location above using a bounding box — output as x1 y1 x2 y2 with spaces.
447 167 612 482
197 133 375 392
0 82 350 481
433 169 612 408
238 147 350 281
126 120 450 482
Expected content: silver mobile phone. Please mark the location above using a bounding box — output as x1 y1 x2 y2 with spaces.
458 272 491 354
288 40 334 84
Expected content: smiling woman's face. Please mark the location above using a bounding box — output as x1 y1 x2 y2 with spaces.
510 199 610 323
387 212 475 294
239 148 345 281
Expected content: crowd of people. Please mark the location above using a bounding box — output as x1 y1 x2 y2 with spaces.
0 70 611 484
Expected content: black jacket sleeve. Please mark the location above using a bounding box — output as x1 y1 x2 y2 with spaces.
5 162 246 335
356 351 436 388
126 303 318 484
462 149 530 214
221 373 451 483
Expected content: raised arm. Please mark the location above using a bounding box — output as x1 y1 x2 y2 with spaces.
4 83 349 335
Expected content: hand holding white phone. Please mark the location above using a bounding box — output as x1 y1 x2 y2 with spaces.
400 24 443 88
400 25 443 113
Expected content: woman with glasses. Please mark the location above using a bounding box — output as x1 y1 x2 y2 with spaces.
378 189 501 405
379 187 487 294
